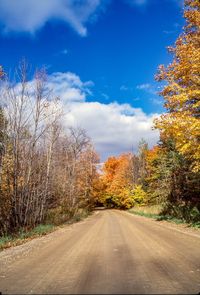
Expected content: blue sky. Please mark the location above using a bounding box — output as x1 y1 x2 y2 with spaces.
0 0 184 160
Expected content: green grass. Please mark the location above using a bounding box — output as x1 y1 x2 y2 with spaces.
128 209 161 220
31 224 55 235
0 209 92 251
0 224 55 251
128 207 200 228
190 221 200 229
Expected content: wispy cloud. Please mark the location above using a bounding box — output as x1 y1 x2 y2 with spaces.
136 83 157 94
136 83 151 90
61 49 68 55
0 0 104 36
101 93 110 100
163 30 176 35
120 85 129 91
150 97 163 106
163 22 181 35
0 0 183 37
126 0 183 7
126 0 147 6
55 49 69 57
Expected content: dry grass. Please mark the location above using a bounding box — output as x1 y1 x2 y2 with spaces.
131 205 163 215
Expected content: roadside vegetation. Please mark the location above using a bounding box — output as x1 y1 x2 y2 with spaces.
0 224 55 251
95 0 200 226
129 206 200 228
0 63 99 244
0 208 91 251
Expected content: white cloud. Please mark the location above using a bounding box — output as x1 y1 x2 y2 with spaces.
0 0 182 37
63 101 159 160
0 0 103 36
47 72 94 102
8 71 159 160
44 72 159 160
39 72 158 160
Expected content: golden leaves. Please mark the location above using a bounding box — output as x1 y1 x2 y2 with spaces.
155 0 200 171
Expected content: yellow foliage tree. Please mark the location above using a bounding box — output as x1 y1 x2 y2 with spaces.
155 0 200 171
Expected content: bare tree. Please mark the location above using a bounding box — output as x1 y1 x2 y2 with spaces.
0 62 99 235
0 62 62 232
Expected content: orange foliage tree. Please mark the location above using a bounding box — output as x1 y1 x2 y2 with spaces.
99 153 147 209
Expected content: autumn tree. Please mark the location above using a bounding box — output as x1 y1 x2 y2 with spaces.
99 153 147 209
0 66 9 233
155 0 200 172
46 127 99 223
99 156 120 207
77 145 99 210
151 0 200 221
0 65 5 162
0 62 99 234
108 154 134 208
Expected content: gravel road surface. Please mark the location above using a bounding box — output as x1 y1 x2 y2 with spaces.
0 209 200 294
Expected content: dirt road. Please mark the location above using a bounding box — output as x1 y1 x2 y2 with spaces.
0 209 200 294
